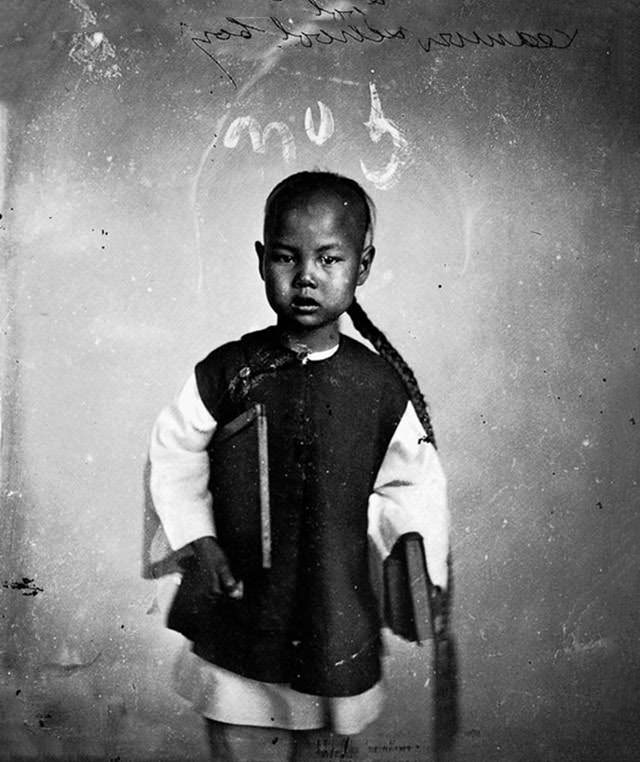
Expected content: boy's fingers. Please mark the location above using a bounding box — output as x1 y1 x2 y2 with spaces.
192 538 241 598
216 561 235 589
217 562 243 599
209 573 222 596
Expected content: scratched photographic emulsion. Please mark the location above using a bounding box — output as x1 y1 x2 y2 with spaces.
1 1 639 761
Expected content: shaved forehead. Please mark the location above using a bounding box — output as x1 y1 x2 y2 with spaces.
265 185 369 247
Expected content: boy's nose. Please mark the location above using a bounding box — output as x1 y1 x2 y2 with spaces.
293 264 317 289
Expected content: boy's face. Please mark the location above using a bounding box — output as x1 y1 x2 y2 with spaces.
255 190 374 334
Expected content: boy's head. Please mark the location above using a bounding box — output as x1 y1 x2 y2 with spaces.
255 172 376 338
262 171 375 249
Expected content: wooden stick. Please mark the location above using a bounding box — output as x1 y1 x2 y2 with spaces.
214 404 271 569
256 404 271 569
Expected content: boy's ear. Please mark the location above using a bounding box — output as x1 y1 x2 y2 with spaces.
356 245 375 286
255 241 265 281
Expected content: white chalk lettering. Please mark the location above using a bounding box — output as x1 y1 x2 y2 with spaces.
222 83 410 187
359 82 410 189
223 116 296 163
304 100 335 145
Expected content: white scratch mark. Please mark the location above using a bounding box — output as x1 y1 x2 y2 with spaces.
460 203 482 276
333 638 374 667
486 485 509 507
559 551 634 654
559 633 612 658
289 71 362 86
69 0 97 28
328 76 361 86
68 0 120 79
68 31 121 79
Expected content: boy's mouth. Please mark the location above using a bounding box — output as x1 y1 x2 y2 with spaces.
291 296 320 312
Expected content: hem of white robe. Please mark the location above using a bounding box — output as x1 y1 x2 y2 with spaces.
172 644 385 735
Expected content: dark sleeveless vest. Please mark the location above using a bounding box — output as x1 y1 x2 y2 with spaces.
168 327 409 697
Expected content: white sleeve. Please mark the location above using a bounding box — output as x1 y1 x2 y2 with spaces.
149 373 218 550
367 402 450 589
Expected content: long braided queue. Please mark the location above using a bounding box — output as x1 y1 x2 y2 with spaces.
347 297 436 447
348 292 457 751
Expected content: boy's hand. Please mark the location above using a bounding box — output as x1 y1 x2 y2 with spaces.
191 536 244 600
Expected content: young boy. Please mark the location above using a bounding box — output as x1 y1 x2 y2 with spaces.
149 172 451 761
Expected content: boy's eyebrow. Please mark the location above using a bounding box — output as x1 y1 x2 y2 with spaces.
316 243 343 253
270 241 343 252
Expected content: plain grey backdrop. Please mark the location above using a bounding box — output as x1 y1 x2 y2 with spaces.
1 1 638 759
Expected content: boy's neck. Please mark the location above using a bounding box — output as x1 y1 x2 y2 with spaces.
277 321 340 354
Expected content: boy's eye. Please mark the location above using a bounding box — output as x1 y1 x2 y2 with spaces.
271 253 295 264
319 255 339 265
